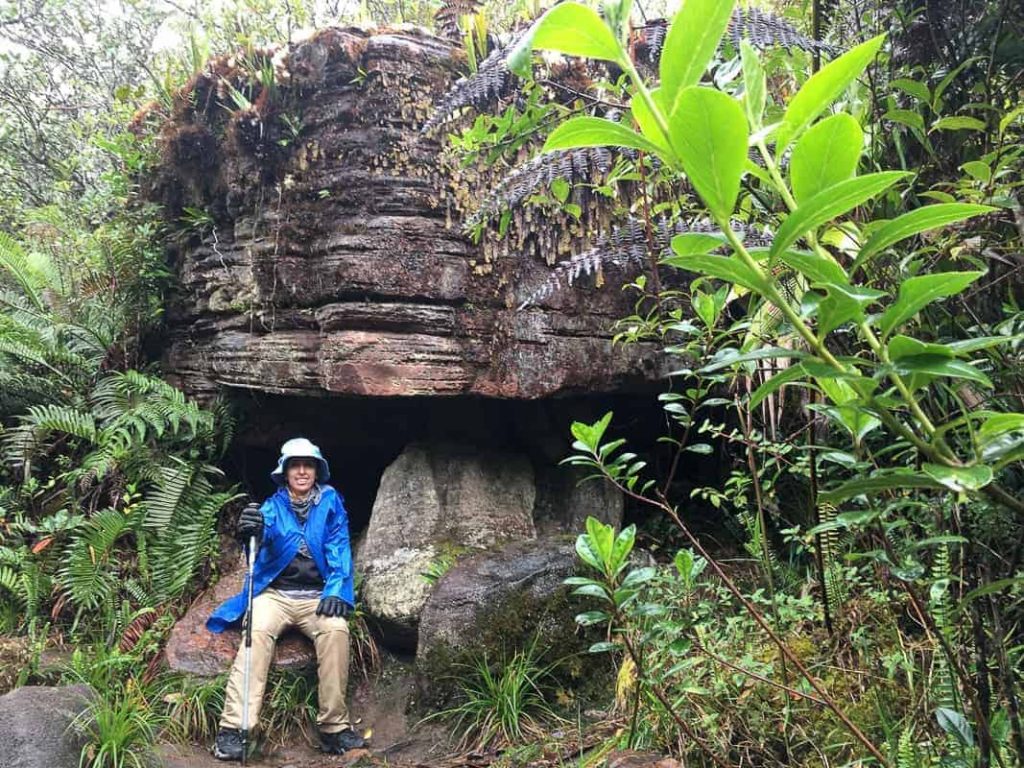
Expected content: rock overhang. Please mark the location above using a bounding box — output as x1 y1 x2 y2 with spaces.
149 24 667 403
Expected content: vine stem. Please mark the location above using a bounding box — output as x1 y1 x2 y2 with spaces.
600 467 891 766
616 624 734 768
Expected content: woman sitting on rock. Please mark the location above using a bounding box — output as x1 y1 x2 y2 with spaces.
207 437 365 760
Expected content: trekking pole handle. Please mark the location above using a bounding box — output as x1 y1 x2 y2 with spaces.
241 534 257 767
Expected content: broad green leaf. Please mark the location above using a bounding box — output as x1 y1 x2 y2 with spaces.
662 253 766 293
585 517 615 568
748 363 813 408
574 532 602 570
978 413 1024 439
790 114 864 203
528 2 621 61
931 116 986 132
575 610 610 626
660 0 736 108
740 41 765 130
700 346 804 373
771 171 910 258
855 204 995 270
922 463 993 493
999 105 1024 136
890 355 993 389
946 335 1019 356
961 161 991 182
976 413 1024 465
778 250 849 285
589 641 619 653
890 77 931 103
630 87 672 156
884 109 926 132
819 470 943 504
813 282 886 336
543 116 664 155
668 87 749 220
622 566 657 588
887 335 954 360
669 233 726 256
775 35 885 153
936 708 974 748
878 271 984 338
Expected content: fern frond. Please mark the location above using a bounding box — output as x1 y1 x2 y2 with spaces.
466 146 617 230
24 403 97 442
640 9 840 66
58 508 132 612
422 31 524 135
727 7 841 57
0 231 46 312
143 460 195 531
434 0 483 42
517 217 773 309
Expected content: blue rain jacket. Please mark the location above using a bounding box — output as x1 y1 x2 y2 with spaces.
206 484 355 633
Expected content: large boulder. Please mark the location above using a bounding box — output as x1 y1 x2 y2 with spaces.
533 464 623 537
358 442 536 648
0 685 93 768
166 552 315 676
157 27 662 401
416 538 579 664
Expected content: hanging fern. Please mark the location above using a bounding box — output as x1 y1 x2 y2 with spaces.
425 7 840 133
466 146 618 230
517 217 773 309
727 7 840 57
434 0 484 42
422 31 525 135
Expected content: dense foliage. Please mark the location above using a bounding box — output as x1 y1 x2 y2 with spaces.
1 0 1022 766
433 0 1024 765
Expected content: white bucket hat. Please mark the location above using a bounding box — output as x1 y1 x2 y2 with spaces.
270 437 330 486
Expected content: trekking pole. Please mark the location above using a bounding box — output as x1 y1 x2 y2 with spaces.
240 533 257 766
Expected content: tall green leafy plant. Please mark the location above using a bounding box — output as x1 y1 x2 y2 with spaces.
471 1 1024 764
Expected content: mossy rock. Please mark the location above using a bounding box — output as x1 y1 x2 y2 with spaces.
414 537 612 711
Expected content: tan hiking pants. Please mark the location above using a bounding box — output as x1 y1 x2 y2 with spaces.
219 589 351 734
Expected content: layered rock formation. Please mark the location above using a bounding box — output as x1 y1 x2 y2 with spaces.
155 26 661 401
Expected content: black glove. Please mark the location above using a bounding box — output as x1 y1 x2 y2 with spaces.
237 503 264 541
316 596 351 618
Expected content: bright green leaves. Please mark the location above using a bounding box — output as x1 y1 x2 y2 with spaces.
775 35 886 153
886 335 992 390
669 87 749 220
566 413 653 494
855 203 996 270
660 0 736 110
740 41 766 130
922 464 993 493
806 283 886 337
543 117 664 155
770 171 910 258
507 1 624 76
790 114 863 203
666 236 765 292
878 271 984 338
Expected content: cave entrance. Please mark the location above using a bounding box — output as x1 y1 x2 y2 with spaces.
222 392 676 537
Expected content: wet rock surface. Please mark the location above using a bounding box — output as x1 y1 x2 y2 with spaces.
416 538 577 661
357 442 536 648
157 27 661 402
166 552 316 676
0 684 94 768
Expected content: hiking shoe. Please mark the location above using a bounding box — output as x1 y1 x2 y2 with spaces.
320 728 366 754
213 728 244 761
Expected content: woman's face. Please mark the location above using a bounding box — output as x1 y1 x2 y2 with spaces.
286 457 317 496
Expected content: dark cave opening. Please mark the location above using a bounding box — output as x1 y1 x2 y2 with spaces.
220 391 702 538
218 390 732 560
